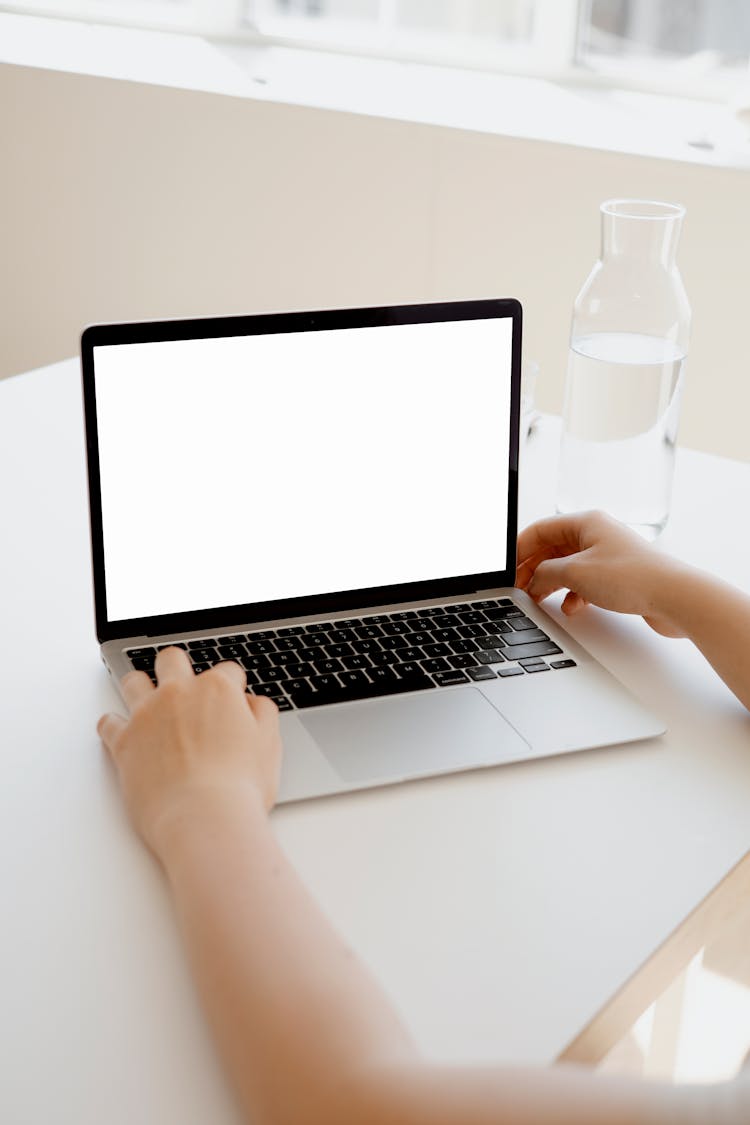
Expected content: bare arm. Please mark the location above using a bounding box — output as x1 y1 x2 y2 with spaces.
516 510 750 712
97 645 734 1125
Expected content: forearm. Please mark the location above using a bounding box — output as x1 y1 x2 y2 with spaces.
654 563 750 711
161 790 417 1125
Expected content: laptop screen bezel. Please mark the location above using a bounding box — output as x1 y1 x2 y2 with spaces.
81 299 522 642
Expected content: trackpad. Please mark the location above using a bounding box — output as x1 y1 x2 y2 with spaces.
301 689 530 784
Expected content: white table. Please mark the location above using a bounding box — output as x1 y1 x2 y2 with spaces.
2 359 750 1124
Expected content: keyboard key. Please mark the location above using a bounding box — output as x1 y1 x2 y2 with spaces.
509 616 541 631
241 653 271 672
436 614 461 629
391 610 418 620
421 657 450 673
326 642 354 658
243 669 260 685
251 682 286 697
364 615 391 624
550 659 577 670
379 635 409 651
336 618 362 628
270 650 303 667
129 657 155 672
382 621 411 636
396 661 423 678
498 666 525 677
351 639 382 655
304 622 330 633
450 639 478 655
476 649 504 664
309 674 341 693
484 607 523 621
399 646 425 662
499 598 515 605
355 624 384 639
433 670 470 686
508 640 563 660
245 630 277 641
471 600 499 610
422 642 451 658
187 639 214 651
503 629 549 646
246 639 276 654
275 696 294 712
467 666 497 681
126 646 156 661
300 645 326 662
285 662 315 678
263 666 288 682
191 662 211 675
406 629 432 646
218 635 247 646
217 644 247 660
369 666 400 685
519 657 547 667
448 603 472 612
523 663 550 673
328 629 356 644
314 658 345 674
274 637 300 651
448 654 478 669
338 670 371 689
286 678 313 695
432 627 460 643
369 650 399 667
456 623 487 639
417 606 446 617
277 626 304 637
341 654 372 670
189 647 220 664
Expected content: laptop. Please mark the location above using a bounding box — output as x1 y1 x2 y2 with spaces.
81 299 665 802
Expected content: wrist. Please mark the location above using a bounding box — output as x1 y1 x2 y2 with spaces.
645 555 705 637
153 781 269 875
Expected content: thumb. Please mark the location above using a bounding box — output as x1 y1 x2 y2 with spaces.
527 556 575 603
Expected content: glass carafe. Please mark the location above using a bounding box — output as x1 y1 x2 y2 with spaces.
557 199 691 538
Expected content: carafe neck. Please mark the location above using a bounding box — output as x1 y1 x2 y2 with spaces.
601 199 685 270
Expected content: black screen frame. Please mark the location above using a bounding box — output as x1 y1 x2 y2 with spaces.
81 299 522 642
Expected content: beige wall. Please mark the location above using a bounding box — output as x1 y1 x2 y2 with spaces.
1 61 748 458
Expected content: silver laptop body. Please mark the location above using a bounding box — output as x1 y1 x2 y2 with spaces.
82 300 664 804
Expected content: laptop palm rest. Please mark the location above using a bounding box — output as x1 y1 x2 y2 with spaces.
301 688 530 785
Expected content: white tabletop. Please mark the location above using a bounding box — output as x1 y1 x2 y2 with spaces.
2 359 750 1125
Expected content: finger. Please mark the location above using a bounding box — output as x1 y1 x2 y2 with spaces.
561 590 587 616
516 547 552 591
97 712 127 756
247 692 279 723
120 669 155 710
527 556 574 603
154 646 193 684
517 514 588 570
212 660 247 691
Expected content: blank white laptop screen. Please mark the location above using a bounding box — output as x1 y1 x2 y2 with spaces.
93 316 513 622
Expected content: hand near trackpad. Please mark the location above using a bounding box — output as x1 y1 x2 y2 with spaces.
301 688 531 784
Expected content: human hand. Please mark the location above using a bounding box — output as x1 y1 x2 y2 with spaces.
98 648 282 864
516 510 686 638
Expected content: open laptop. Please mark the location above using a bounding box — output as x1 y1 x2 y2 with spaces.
81 299 664 802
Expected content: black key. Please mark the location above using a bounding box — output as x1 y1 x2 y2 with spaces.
448 654 478 669
499 598 514 605
263 666 288 682
450 639 478 655
314 658 345 674
285 662 315 678
300 633 328 648
241 653 271 672
338 670 371 689
354 625 384 639
414 617 442 632
243 669 260 685
289 670 433 707
398 646 425 662
475 636 507 651
300 645 327 662
421 657 450 673
471 600 499 610
484 607 523 621
351 639 382 655
191 662 211 675
245 630 277 641
304 622 330 633
448 603 472 613
422 642 451 658
417 606 446 617
130 657 155 672
309 674 341 693
286 678 313 695
510 616 541 631
396 661 423 678
498 666 524 677
157 642 188 651
456 623 487 639
336 618 362 628
275 696 294 711
433 670 470 686
524 663 550 673
269 650 304 667
406 629 432 646
277 626 304 637
364 615 391 624
326 642 354 658
550 659 577 670
251 682 285 697
341 654 372 670
382 621 411 636
247 639 276 654
369 666 400 685
126 646 156 661
478 622 512 638
369 650 399 667
217 644 247 660
189 647 220 664
273 637 299 651
187 639 215 651
379 635 409 651
432 627 460 643
476 649 505 664
467 666 498 681
519 657 547 667
503 629 549 646
508 640 563 660
391 610 418 620
328 629 355 644
218 634 247 645
437 614 461 629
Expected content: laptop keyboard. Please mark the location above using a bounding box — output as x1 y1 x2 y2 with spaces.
125 599 576 712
